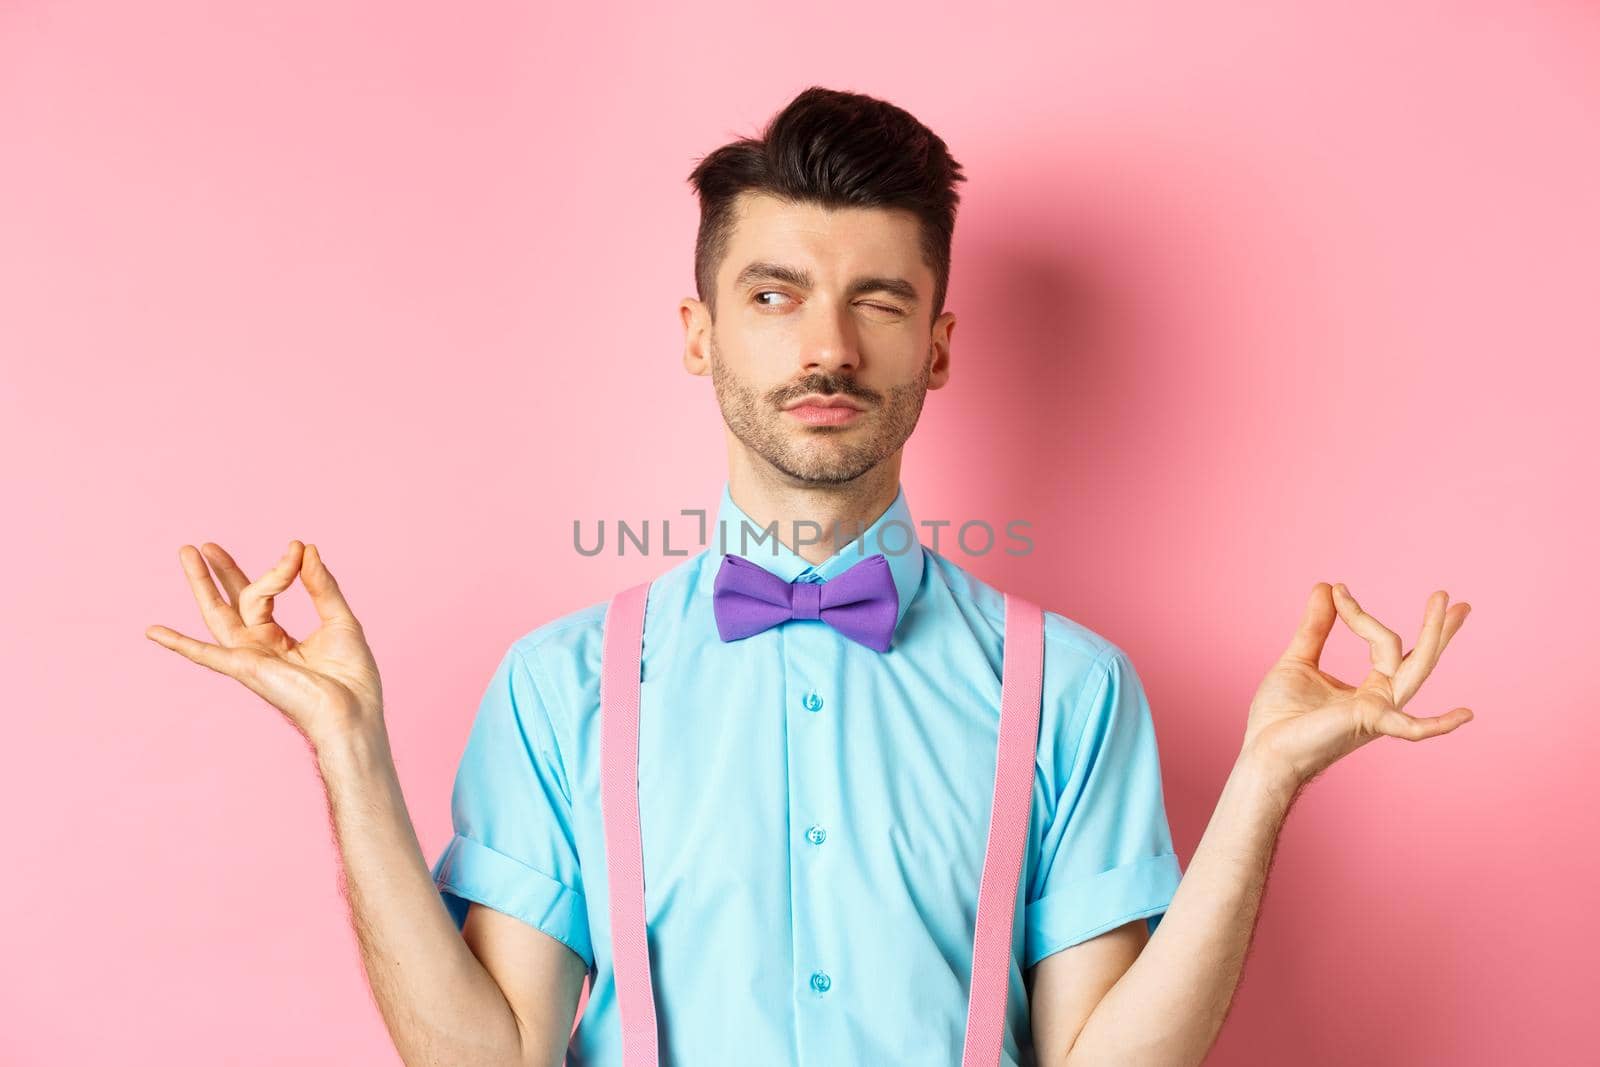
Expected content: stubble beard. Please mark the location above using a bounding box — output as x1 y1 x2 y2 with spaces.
709 332 932 487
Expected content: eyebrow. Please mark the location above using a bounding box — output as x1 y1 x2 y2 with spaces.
732 261 920 305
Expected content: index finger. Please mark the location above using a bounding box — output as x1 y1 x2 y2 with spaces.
239 541 304 628
1332 583 1404 677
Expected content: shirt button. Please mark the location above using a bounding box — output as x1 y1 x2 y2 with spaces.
809 970 832 994
804 825 827 845
802 691 823 712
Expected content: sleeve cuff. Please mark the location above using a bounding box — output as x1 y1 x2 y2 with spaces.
431 832 595 973
1024 851 1183 970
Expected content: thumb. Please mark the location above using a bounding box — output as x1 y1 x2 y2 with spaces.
301 543 357 624
1282 582 1336 665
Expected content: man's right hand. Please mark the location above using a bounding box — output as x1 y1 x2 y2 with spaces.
146 539 584 1064
145 540 383 751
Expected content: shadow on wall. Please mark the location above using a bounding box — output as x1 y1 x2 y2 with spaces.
912 157 1474 1067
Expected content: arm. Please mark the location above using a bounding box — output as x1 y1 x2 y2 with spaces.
1036 748 1295 1066
1036 582 1473 1066
146 540 585 1066
1026 918 1151 1061
1020 644 1187 1064
317 725 587 1066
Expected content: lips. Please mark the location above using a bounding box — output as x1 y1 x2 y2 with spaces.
782 394 866 412
784 400 865 426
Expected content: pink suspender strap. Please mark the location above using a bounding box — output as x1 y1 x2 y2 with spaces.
599 581 659 1064
599 583 1046 1067
960 592 1045 1066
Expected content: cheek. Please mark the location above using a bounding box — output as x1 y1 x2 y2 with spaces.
721 336 794 382
712 347 780 398
872 344 932 382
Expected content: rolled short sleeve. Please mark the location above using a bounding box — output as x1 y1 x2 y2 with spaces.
429 640 594 973
1024 648 1183 970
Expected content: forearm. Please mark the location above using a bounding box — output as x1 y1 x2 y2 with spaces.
314 722 530 1067
1063 749 1298 1067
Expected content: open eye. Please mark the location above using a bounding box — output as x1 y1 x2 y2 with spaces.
753 290 905 316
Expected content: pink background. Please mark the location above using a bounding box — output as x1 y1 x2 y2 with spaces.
3 2 1593 1063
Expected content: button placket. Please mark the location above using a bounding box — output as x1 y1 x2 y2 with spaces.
787 615 843 1029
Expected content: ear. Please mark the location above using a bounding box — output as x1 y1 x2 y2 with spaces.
681 297 712 377
927 310 955 390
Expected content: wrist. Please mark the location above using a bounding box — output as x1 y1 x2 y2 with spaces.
1234 740 1304 814
313 715 393 775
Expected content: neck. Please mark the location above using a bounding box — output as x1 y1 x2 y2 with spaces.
725 455 903 567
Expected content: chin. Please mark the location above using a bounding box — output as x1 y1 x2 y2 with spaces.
779 450 883 485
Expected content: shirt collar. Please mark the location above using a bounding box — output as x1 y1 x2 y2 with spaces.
701 480 926 635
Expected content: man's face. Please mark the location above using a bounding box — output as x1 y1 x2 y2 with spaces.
682 191 954 486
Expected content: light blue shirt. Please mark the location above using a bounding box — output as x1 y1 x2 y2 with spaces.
431 481 1183 1066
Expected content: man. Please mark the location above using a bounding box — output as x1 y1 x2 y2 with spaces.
145 86 1474 1066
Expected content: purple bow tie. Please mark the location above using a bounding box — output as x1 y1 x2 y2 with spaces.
712 552 900 652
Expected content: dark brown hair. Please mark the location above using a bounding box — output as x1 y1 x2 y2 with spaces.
687 86 967 325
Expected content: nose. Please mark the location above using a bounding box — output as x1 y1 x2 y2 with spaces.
798 304 860 376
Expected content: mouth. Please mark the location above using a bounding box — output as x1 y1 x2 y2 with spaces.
782 394 867 427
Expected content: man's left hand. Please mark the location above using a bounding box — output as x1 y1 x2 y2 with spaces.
1240 582 1474 794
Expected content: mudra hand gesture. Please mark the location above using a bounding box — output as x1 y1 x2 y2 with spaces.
1242 582 1474 792
145 540 383 750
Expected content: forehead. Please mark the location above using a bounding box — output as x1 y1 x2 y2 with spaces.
719 191 927 288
